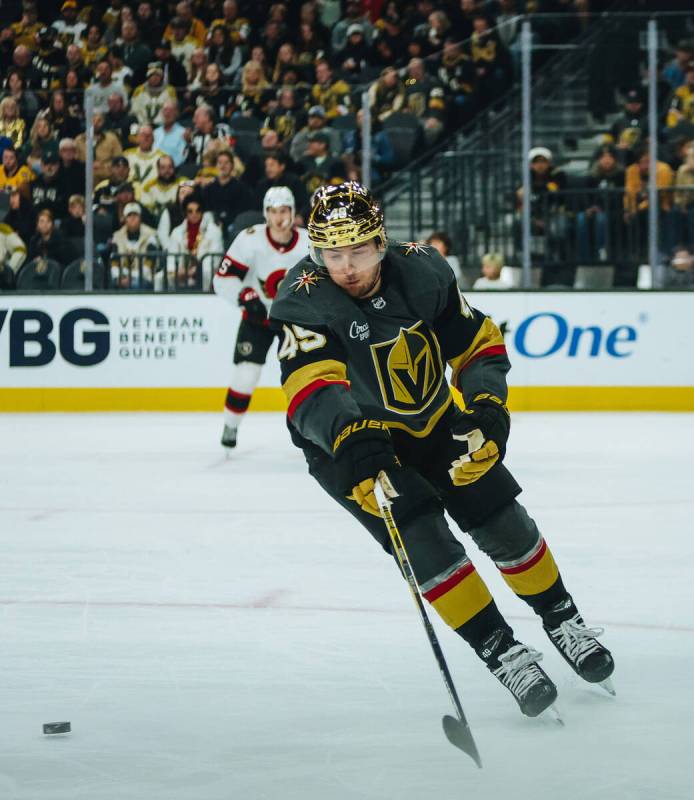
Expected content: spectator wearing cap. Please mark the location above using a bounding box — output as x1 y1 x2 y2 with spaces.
164 2 207 47
51 1 86 49
514 146 569 265
663 40 694 91
140 154 184 218
110 200 160 289
153 100 187 167
576 145 625 264
123 124 166 189
201 148 252 240
131 62 178 126
85 59 129 114
167 193 223 290
368 66 406 123
30 147 68 220
337 23 372 82
0 146 35 197
370 13 406 69
153 38 188 90
310 60 353 119
31 29 67 94
298 131 347 195
168 16 198 75
27 208 69 266
667 62 694 129
119 19 152 76
93 155 133 211
609 89 648 162
289 105 342 163
404 58 446 145
254 150 309 221
331 0 373 53
0 192 28 283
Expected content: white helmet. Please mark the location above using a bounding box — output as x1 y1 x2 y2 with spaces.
263 186 295 223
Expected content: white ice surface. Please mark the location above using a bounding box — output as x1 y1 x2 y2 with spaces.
0 411 692 800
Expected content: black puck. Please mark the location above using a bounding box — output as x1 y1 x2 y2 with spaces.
43 722 71 735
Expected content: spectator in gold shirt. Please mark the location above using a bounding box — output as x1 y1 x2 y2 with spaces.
0 147 35 198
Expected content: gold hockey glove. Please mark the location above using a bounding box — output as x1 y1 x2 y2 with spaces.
448 393 510 486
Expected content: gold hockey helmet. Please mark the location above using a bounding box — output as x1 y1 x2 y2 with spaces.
308 182 386 265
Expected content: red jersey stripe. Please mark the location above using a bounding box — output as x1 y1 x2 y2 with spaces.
459 344 507 372
287 378 350 419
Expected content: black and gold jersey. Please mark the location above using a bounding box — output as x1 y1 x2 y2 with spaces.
269 242 510 455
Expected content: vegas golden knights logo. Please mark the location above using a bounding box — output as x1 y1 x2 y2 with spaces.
371 321 444 414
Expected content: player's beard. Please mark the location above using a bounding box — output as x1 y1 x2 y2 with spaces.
346 264 381 299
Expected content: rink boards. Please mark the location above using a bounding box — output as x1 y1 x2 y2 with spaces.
0 292 693 412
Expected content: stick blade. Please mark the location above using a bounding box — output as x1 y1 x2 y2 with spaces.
442 715 482 768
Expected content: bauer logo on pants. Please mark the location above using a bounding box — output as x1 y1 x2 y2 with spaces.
370 321 444 415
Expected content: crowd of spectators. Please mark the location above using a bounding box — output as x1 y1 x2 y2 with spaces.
512 32 694 289
0 0 550 291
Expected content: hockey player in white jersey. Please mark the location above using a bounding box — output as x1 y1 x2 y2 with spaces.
213 186 310 448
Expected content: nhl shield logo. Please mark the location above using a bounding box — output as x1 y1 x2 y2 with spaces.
371 321 444 414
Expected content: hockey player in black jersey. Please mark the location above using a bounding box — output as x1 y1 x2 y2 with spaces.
270 182 614 718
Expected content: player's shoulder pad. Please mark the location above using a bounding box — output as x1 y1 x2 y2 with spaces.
388 240 454 289
244 225 256 234
270 256 345 329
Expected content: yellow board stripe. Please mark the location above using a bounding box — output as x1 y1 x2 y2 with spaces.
1 385 694 413
428 569 493 629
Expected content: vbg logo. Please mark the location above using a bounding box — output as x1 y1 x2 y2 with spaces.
0 308 110 367
513 312 637 359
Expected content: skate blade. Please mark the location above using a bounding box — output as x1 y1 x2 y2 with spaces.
544 703 564 726
598 677 616 696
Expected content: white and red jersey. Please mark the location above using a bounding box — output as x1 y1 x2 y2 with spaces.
213 223 310 311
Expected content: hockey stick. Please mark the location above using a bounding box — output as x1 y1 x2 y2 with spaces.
374 471 482 768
